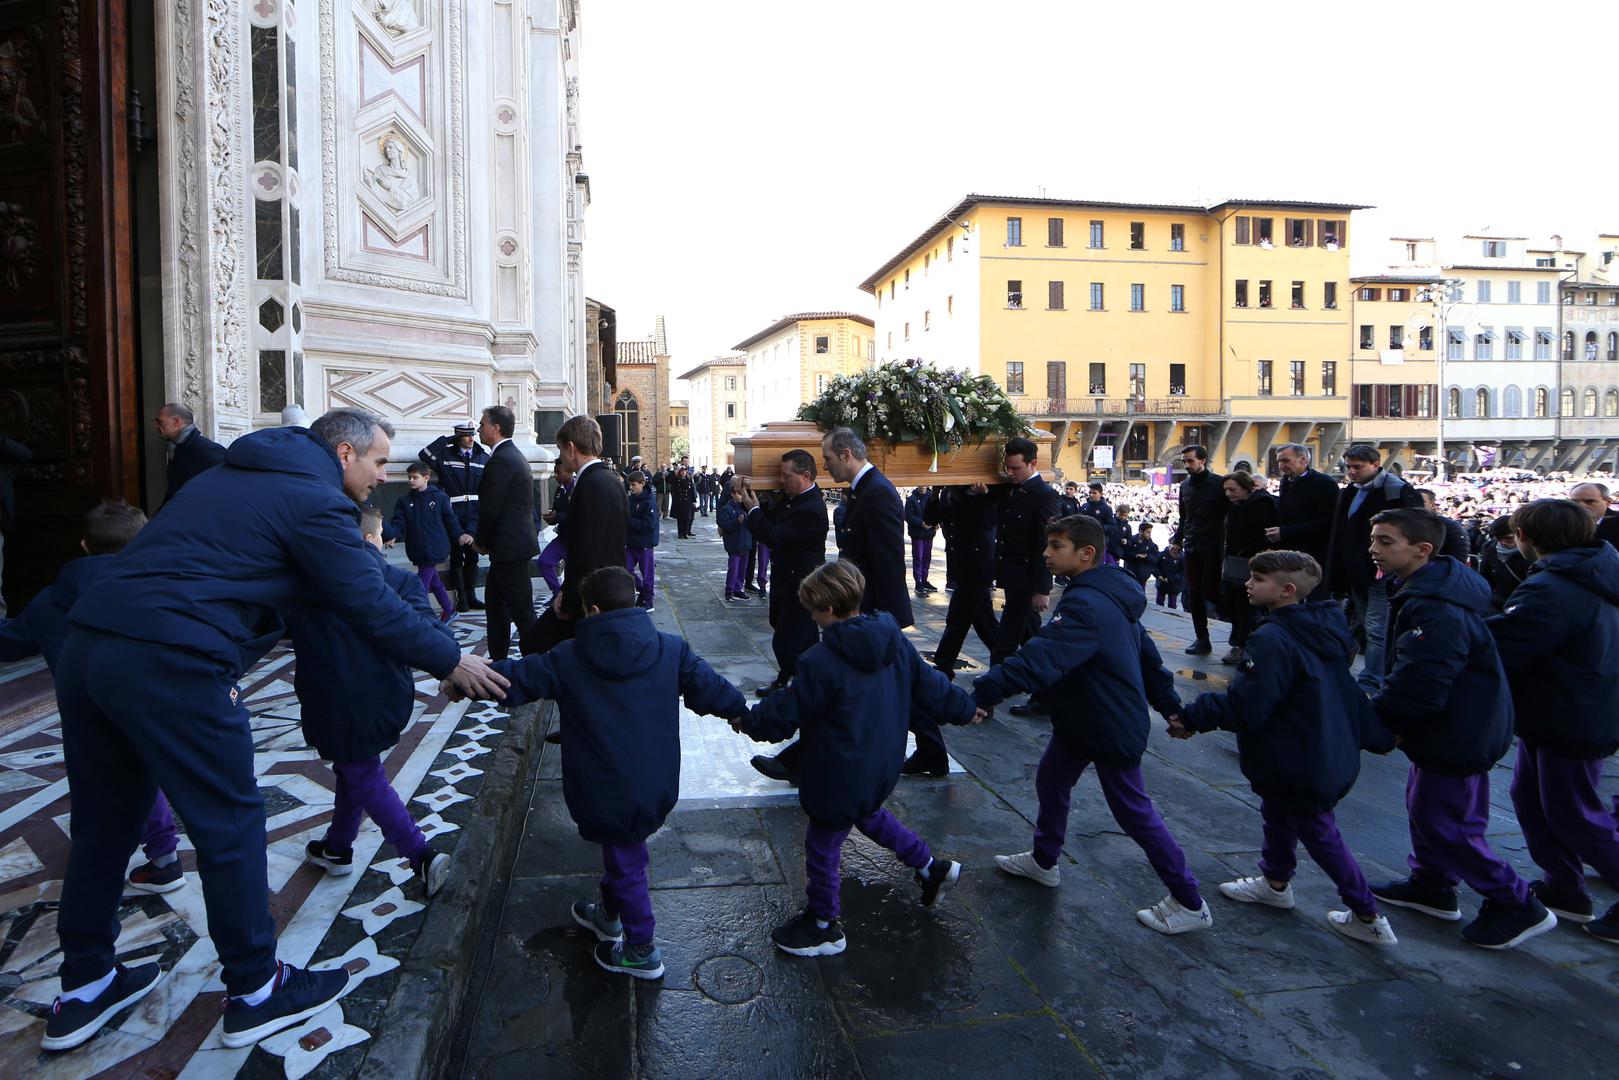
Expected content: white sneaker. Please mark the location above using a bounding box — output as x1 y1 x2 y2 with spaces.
994 851 1060 888
1218 876 1296 909
1136 895 1214 935
1327 909 1398 947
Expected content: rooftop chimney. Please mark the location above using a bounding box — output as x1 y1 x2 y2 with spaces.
654 315 668 356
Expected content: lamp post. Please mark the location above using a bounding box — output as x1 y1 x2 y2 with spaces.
1417 278 1464 480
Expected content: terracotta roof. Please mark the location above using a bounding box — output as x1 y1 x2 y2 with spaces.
858 193 1370 293
616 340 661 364
1351 274 1442 284
676 355 747 382
1442 264 1566 273
732 311 876 351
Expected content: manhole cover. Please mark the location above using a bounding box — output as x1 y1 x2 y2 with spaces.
693 954 763 1005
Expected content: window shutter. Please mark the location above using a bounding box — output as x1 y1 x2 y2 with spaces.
1235 217 1250 245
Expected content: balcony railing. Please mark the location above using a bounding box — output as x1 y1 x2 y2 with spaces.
1015 396 1225 417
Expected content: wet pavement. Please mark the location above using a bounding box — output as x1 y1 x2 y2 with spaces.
451 512 1619 1080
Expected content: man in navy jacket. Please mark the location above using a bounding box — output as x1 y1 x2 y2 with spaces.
43 409 507 1054
1488 499 1619 939
739 450 827 696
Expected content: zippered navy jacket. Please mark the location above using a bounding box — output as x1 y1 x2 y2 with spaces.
1180 600 1391 811
1487 542 1619 758
626 484 660 549
384 484 466 566
904 489 936 542
739 612 976 828
716 493 753 555
287 545 455 762
67 426 462 681
0 556 117 670
1372 557 1513 775
972 565 1181 767
491 607 746 843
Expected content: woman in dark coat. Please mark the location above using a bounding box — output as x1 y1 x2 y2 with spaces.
1220 471 1278 663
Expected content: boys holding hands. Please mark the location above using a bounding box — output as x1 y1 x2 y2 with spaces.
385 462 472 620
973 515 1212 936
1168 551 1397 946
1363 508 1556 950
733 559 980 956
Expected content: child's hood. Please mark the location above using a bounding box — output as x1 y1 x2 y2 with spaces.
1399 555 1490 614
821 612 902 672
223 425 343 485
1265 600 1356 661
51 555 117 611
573 606 662 677
1072 564 1148 623
1532 542 1619 607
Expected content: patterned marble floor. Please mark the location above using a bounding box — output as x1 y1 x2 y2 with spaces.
0 610 511 1079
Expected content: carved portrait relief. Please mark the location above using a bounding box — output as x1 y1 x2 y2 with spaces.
371 0 421 37
365 135 416 211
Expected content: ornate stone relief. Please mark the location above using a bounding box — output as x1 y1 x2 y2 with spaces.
324 366 472 420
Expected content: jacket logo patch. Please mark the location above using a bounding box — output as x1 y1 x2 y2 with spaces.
229 687 239 705
1240 657 1256 672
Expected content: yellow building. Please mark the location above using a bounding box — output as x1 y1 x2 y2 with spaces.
1346 275 1442 472
676 356 748 469
859 195 1365 476
734 312 876 424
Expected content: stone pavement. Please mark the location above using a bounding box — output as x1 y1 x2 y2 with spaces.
453 510 1619 1080
0 597 524 1079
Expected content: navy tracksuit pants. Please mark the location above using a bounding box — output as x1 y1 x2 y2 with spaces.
55 629 278 997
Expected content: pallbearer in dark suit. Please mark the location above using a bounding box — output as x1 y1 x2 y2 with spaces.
823 428 912 629
155 403 226 507
738 450 828 695
528 414 630 657
474 407 540 661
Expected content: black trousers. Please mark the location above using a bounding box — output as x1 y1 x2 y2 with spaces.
1183 550 1223 645
1224 579 1258 648
451 506 481 603
484 559 538 661
526 604 577 656
676 507 695 538
770 598 819 679
990 586 1043 666
931 577 998 674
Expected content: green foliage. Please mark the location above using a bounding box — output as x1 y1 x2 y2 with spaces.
797 360 1030 463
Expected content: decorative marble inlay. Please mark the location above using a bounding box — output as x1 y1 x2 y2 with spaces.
357 35 426 125
257 1002 370 1080
342 885 423 936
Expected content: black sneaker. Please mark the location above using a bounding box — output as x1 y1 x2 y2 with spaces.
572 900 624 942
900 753 949 778
754 678 788 698
42 963 164 1051
771 911 847 957
1009 701 1050 717
416 851 452 898
1461 897 1558 950
1530 879 1594 924
1370 877 1461 921
749 754 799 786
126 860 184 895
1184 640 1213 656
220 962 350 1048
1585 901 1619 944
304 840 353 877
915 859 962 907
593 939 664 980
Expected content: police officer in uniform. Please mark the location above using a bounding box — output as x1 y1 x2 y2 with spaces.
419 422 489 611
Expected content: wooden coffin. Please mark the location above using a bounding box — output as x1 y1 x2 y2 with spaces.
731 420 1056 489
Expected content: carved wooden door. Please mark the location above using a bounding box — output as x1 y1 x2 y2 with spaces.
0 0 140 610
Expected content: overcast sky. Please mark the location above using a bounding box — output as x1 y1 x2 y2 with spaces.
579 0 1619 395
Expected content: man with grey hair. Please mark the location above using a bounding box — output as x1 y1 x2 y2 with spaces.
820 426 912 628
154 402 225 506
1264 442 1338 568
1570 481 1619 548
42 407 509 1054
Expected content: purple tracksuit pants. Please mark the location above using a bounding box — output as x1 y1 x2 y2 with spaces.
536 536 566 596
143 791 179 862
416 565 455 616
1032 735 1202 909
323 758 430 868
804 809 930 920
1257 799 1378 917
625 548 655 606
1405 765 1530 905
725 553 747 595
911 537 933 588
1510 740 1619 896
755 543 771 590
598 840 655 946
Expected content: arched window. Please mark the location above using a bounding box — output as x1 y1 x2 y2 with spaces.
1584 388 1599 417
614 389 641 462
1561 387 1576 416
1534 387 1549 417
1606 389 1619 417
1587 331 1601 362
1475 388 1490 418
1503 385 1522 417
1608 331 1618 362
1563 331 1576 361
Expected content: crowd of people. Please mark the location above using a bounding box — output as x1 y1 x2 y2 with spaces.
5 400 1619 1053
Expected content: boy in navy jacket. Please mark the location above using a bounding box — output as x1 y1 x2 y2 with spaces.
973 514 1212 936
1366 508 1556 951
1124 522 1158 586
296 507 458 896
466 566 745 979
384 462 470 620
1170 550 1397 947
904 485 937 595
624 470 660 610
717 477 754 602
0 501 185 896
734 560 979 957
1153 543 1184 609
1488 499 1619 942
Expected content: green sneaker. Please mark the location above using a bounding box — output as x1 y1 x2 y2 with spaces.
593 940 664 980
